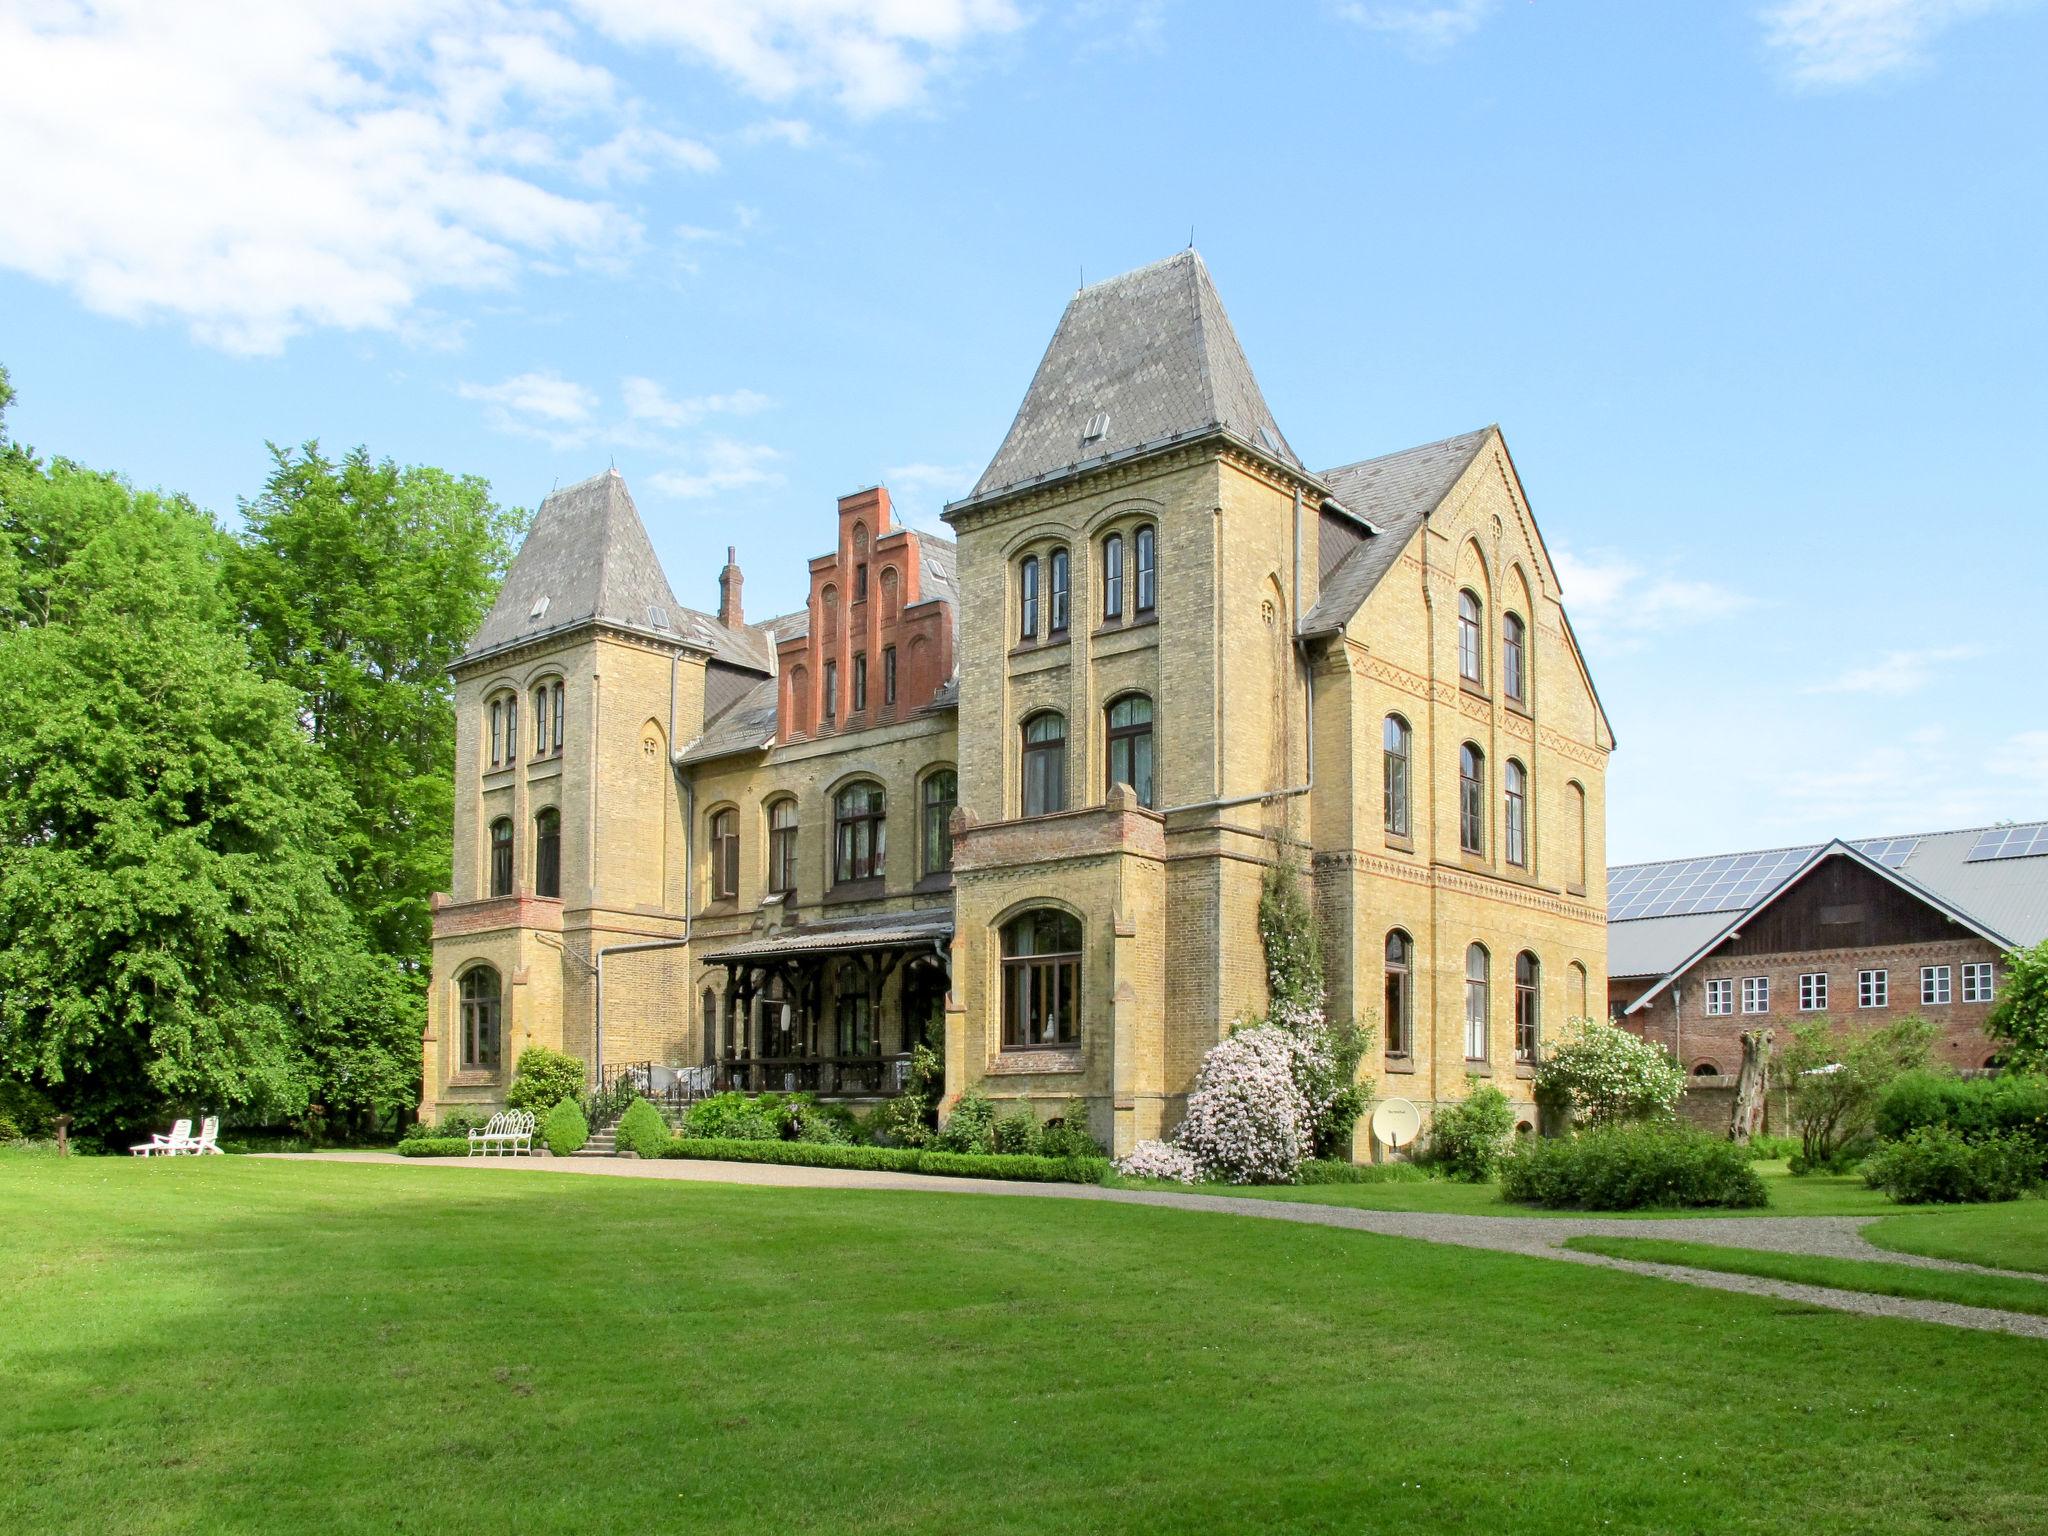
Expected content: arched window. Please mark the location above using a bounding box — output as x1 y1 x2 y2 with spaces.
459 967 502 1071
709 807 739 901
824 659 839 722
1504 759 1528 867
1457 590 1484 685
1693 1062 1722 1078
533 683 551 758
822 583 838 624
487 690 518 768
535 807 561 898
1465 944 1491 1060
767 798 798 894
1515 951 1540 1062
1019 555 1040 640
1503 613 1527 704
1001 908 1082 1049
1566 781 1587 889
788 665 810 736
1384 929 1413 1056
1048 546 1070 635
489 817 513 896
1134 525 1157 614
922 769 957 877
1459 744 1485 855
852 651 867 712
1105 694 1154 808
1101 532 1124 621
701 987 720 1062
1021 712 1067 816
1569 960 1588 1018
880 566 899 619
1383 714 1411 837
488 697 503 767
833 781 886 883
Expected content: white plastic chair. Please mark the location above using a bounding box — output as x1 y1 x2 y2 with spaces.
188 1115 223 1155
131 1119 192 1156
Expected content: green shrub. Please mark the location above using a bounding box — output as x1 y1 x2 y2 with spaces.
1742 1133 1801 1161
1875 1070 2048 1153
1788 1133 1877 1176
992 1109 1040 1155
681 1092 777 1141
396 1137 470 1158
1034 1101 1105 1160
542 1099 589 1156
858 1093 935 1149
0 1079 56 1141
937 1089 997 1154
401 1111 493 1143
658 1136 1111 1185
1294 1158 1431 1185
613 1097 670 1158
1424 1080 1515 1182
1532 1017 1685 1127
505 1047 586 1113
1501 1123 1768 1210
1783 1015 1938 1173
1861 1126 2043 1204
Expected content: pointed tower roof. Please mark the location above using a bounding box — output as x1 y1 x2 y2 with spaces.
961 251 1304 507
464 469 701 664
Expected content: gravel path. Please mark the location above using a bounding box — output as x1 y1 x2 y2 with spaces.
267 1152 2048 1339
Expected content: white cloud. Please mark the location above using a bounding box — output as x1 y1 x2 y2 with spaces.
650 440 784 500
458 370 601 447
1553 547 1753 645
1806 643 1981 696
883 461 978 529
1758 0 2026 88
575 125 719 187
1335 0 1497 52
571 0 1027 116
621 378 773 429
1989 730 2048 801
742 118 817 149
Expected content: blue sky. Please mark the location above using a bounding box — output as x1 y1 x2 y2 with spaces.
2 1 2042 863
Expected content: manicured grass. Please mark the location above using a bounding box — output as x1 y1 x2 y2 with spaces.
1867 1198 2048 1274
1563 1236 2048 1317
1120 1161 1907 1218
5 1157 2048 1535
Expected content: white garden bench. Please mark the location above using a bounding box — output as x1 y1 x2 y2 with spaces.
467 1110 535 1157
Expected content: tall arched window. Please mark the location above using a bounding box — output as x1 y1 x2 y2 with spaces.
533 683 552 758
489 817 513 896
1457 590 1484 685
1566 781 1587 889
503 691 518 761
1021 712 1067 816
788 665 810 736
921 769 957 877
1503 613 1527 704
880 566 900 619
1515 951 1541 1062
534 807 561 898
1048 546 1070 634
1134 524 1157 614
1383 714 1411 838
1504 759 1528 867
1569 961 1589 1018
710 807 739 900
1101 532 1124 621
767 798 798 894
1384 929 1413 1056
1001 908 1082 1049
459 967 502 1071
833 782 886 883
1465 944 1491 1060
1019 555 1040 640
1459 744 1485 855
488 697 503 767
1105 694 1154 808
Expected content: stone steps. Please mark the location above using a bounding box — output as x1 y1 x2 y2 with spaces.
573 1129 617 1158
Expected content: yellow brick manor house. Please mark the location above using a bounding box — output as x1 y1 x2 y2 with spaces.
423 252 1615 1155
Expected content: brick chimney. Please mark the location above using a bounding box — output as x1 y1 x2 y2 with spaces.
718 545 743 628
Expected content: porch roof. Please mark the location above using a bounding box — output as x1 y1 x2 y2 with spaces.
711 910 954 964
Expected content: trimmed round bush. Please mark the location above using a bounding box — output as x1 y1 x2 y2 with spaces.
505 1046 586 1113
1501 1123 1768 1210
1861 1126 2043 1204
541 1098 589 1156
613 1097 671 1158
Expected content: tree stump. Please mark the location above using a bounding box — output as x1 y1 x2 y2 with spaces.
1729 1028 1771 1142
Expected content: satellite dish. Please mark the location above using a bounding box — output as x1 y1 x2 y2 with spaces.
1369 1097 1422 1152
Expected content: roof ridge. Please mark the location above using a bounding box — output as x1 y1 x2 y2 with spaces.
1317 426 1493 481
1610 819 2048 872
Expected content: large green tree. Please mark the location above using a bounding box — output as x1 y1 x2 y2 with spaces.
0 436 378 1138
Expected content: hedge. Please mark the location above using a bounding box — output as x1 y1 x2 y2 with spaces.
1500 1122 1768 1210
1294 1158 1431 1185
1861 1126 2043 1204
659 1136 1112 1185
1875 1071 2048 1152
396 1137 470 1158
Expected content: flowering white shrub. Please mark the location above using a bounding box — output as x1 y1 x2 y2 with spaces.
1115 1139 1203 1184
1175 1024 1313 1184
1533 1017 1686 1127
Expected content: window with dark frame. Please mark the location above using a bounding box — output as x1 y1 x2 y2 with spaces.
767 799 798 894
1504 759 1528 867
1384 930 1413 1055
1458 590 1484 686
1134 525 1156 613
1102 532 1124 620
1104 694 1154 808
833 781 886 883
1465 944 1490 1059
1021 712 1067 816
852 652 867 713
1383 715 1411 837
1048 547 1070 633
1503 612 1527 703
1515 951 1540 1062
710 807 739 901
1459 743 1485 855
503 693 517 761
459 967 502 1071
824 659 838 722
1019 555 1040 640
489 817 513 897
922 769 957 876
552 680 564 753
883 645 896 707
489 698 502 766
534 685 551 757
534 808 561 898
1000 908 1082 1049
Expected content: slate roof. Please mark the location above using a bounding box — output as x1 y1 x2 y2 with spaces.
1609 822 2048 985
466 469 768 672
1300 428 1494 638
676 675 780 764
962 251 1303 506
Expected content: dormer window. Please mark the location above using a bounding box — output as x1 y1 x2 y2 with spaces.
529 595 549 622
1083 412 1109 444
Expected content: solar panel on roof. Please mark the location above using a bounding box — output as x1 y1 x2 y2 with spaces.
1606 844 1824 923
1967 823 2048 862
1853 837 1919 869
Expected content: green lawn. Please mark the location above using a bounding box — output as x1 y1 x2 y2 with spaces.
5 1156 2048 1535
1867 1200 2048 1274
1562 1236 2048 1317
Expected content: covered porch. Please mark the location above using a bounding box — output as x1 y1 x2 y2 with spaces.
707 911 952 1099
